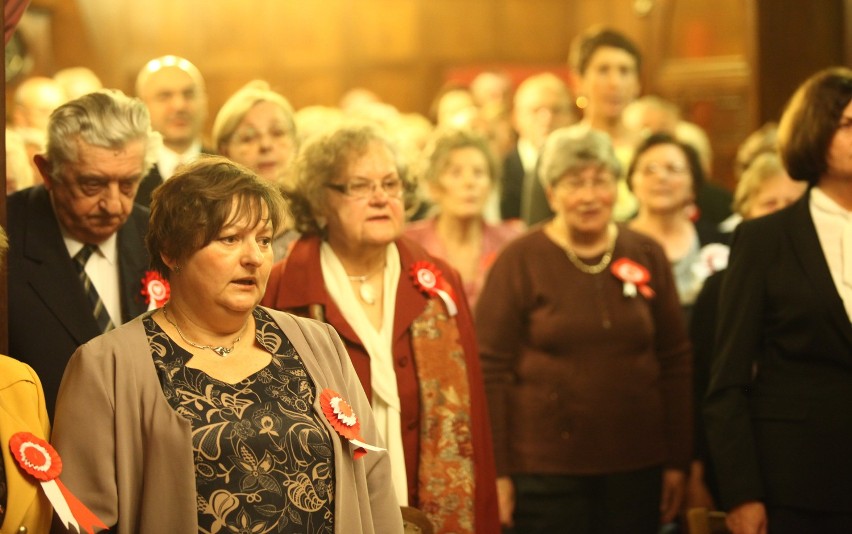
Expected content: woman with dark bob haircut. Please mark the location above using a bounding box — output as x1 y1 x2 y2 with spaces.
627 132 728 312
51 155 403 533
704 66 852 534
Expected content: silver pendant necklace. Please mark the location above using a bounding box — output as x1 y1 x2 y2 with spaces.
347 264 385 305
162 304 248 358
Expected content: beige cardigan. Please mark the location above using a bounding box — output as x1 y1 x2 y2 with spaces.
51 308 402 533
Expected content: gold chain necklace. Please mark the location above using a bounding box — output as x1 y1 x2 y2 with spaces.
563 224 617 275
162 304 248 358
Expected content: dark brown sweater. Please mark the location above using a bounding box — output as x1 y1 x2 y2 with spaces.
476 226 692 476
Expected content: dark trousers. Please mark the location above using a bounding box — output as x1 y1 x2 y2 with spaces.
507 466 662 534
767 506 852 534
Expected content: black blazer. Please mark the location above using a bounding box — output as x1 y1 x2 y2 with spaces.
134 163 163 208
703 191 852 513
499 147 524 220
499 146 553 225
135 148 215 208
7 186 151 417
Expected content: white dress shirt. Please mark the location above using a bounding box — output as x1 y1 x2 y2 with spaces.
810 186 852 321
157 141 202 181
63 233 122 326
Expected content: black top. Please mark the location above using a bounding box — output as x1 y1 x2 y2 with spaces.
145 307 335 533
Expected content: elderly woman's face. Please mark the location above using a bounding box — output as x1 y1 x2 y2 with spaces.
547 164 617 237
324 141 405 253
745 172 806 219
177 201 274 315
431 147 493 219
224 101 296 183
827 99 852 181
631 143 694 214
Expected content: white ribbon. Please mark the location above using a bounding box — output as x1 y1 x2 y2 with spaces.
41 479 81 533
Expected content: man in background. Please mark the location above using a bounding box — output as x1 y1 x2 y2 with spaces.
134 55 208 206
7 90 160 416
500 72 575 225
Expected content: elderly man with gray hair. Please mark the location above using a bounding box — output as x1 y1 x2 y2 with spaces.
7 89 161 417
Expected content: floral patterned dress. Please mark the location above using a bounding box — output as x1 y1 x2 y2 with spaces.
145 307 334 534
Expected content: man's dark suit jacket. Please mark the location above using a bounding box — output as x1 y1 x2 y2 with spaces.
136 147 215 208
500 146 553 225
134 163 163 208
7 186 151 417
704 191 852 514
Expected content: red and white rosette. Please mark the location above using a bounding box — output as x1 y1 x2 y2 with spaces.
610 258 656 299
141 270 170 311
320 389 385 460
9 432 107 533
409 261 458 316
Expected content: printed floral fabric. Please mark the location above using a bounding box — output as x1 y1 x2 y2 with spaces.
410 298 476 533
144 307 334 534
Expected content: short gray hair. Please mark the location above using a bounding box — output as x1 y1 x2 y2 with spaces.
45 89 161 180
538 125 620 188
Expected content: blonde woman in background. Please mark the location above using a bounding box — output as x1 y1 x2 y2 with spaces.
404 128 524 310
213 80 300 258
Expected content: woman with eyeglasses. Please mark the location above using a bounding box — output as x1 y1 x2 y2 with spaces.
476 126 691 533
262 122 499 534
213 81 300 258
627 132 728 314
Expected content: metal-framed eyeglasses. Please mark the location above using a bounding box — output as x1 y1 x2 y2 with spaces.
325 178 404 200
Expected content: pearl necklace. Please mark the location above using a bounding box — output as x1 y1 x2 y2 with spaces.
563 224 618 275
162 305 248 358
347 264 385 305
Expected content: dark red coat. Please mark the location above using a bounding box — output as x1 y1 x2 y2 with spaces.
262 234 500 533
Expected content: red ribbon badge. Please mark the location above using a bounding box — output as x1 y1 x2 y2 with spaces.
9 432 108 533
320 389 385 459
409 261 458 316
610 258 656 299
141 271 170 310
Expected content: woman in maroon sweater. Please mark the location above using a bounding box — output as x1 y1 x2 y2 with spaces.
476 126 692 534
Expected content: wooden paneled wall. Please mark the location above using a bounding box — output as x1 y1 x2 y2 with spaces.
8 0 850 190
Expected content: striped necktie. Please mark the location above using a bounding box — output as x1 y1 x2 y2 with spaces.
74 244 115 333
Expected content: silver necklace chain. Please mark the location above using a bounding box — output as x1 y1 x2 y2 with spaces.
162 305 247 358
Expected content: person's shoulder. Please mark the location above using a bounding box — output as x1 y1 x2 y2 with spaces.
617 225 669 263
0 354 39 389
7 184 46 214
731 196 803 250
402 217 436 242
129 202 151 224
263 307 329 336
76 315 150 361
618 224 663 249
488 219 527 241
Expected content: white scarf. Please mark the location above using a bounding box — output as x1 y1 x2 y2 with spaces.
319 242 409 504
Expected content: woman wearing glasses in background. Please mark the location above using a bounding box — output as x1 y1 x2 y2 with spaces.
627 132 728 318
262 122 499 534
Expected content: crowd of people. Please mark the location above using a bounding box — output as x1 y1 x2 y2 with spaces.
2 21 852 534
